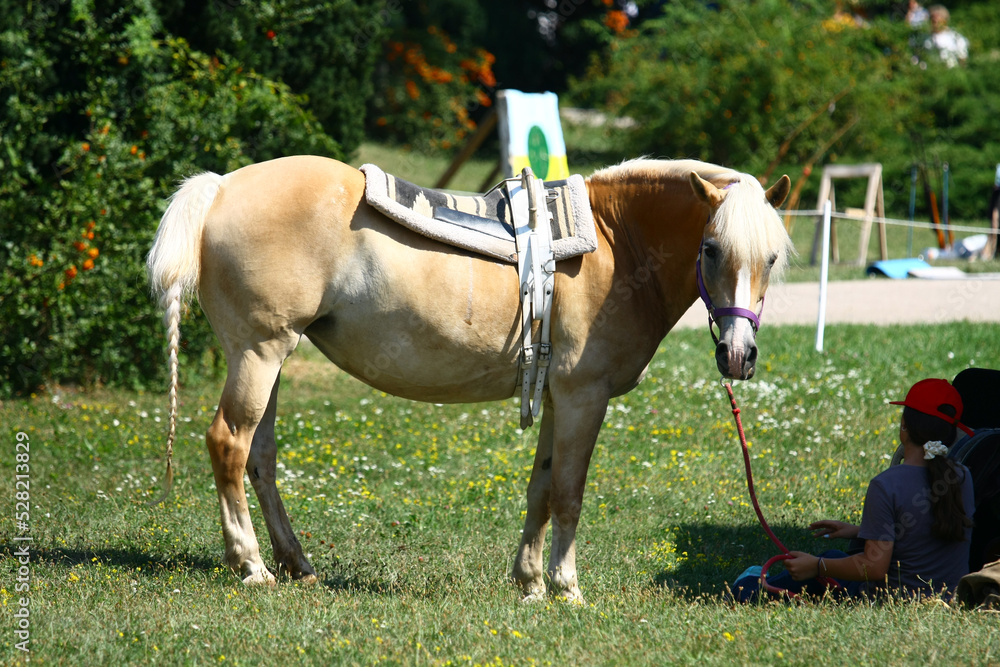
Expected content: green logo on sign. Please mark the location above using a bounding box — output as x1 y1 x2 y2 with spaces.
527 125 550 179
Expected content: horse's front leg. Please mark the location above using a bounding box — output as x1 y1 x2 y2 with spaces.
511 395 554 600
546 387 609 603
246 372 317 583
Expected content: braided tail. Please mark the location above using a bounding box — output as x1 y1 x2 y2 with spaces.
146 172 223 503
153 282 183 503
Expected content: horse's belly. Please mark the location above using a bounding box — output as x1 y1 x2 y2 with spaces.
305 239 523 403
305 312 519 403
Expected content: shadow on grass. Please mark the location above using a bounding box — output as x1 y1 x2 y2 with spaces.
0 542 219 574
650 521 841 599
315 550 463 599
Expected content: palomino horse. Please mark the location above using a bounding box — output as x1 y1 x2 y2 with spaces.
147 155 792 602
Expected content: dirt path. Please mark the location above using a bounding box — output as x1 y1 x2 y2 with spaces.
675 278 1000 329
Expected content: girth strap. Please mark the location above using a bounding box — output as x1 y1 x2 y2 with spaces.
510 168 556 428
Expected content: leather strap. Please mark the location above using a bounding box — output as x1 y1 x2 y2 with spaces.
510 168 556 428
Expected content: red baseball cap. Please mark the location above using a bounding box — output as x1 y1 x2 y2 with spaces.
890 378 974 436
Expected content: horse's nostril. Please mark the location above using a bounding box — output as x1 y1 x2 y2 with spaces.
744 345 758 379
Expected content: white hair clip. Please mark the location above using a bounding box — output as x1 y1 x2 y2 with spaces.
923 440 948 460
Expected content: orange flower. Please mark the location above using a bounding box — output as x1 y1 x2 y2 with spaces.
86 220 96 230
65 266 77 280
74 241 87 252
118 56 129 65
28 254 43 267
405 80 420 100
86 231 94 240
88 248 99 259
82 259 95 271
130 145 138 155
604 10 629 33
376 117 388 127
82 143 90 152
475 89 493 107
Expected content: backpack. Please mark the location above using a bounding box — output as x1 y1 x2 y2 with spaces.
949 428 1000 572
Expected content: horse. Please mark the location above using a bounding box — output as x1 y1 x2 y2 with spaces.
147 155 792 602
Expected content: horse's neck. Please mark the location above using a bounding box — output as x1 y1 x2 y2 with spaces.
589 178 707 327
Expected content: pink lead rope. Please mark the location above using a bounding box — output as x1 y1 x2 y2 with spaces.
723 381 841 597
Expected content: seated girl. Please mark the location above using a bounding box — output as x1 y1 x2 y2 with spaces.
731 378 975 601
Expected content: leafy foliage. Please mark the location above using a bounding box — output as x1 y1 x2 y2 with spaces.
155 0 386 155
569 0 1000 219
364 3 498 152
0 0 341 395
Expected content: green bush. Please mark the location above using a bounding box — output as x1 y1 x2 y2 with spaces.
0 1 341 396
568 0 1000 220
154 0 387 156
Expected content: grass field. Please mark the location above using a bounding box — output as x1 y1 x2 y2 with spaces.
3 322 999 665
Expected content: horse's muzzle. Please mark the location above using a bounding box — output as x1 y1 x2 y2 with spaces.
716 340 757 380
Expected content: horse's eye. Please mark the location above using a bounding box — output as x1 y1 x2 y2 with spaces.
703 245 718 261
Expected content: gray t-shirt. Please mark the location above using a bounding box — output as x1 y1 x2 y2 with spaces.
857 463 975 596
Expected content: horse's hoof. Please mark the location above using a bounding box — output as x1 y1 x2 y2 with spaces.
295 572 319 585
242 568 277 587
520 591 547 604
553 590 585 605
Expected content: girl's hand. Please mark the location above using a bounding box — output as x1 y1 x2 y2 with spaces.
809 519 859 540
785 551 820 581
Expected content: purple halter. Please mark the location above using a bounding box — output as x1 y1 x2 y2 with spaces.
695 182 764 345
696 245 763 345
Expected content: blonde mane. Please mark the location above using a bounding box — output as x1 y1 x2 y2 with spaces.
712 175 795 278
590 158 794 277
589 157 738 185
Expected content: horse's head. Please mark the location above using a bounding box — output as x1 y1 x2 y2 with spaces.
689 172 793 380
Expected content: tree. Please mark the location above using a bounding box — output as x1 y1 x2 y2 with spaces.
568 0 1000 219
0 0 340 395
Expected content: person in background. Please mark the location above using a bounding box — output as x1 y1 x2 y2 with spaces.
906 0 929 28
924 4 969 67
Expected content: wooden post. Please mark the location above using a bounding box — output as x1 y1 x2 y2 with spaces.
434 109 498 189
810 163 887 266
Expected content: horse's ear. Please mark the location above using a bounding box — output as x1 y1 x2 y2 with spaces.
765 174 791 209
689 172 725 209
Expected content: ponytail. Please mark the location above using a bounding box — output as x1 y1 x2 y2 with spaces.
902 405 973 542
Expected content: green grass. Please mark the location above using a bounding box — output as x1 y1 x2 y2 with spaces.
351 140 1000 284
3 323 999 665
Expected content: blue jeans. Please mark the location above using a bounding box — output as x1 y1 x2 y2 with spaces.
730 550 867 602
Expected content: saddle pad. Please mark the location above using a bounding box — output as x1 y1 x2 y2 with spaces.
360 163 597 264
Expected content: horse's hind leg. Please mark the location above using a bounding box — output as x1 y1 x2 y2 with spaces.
511 395 554 600
246 371 317 583
207 344 291 584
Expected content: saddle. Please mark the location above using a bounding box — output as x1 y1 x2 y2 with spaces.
361 164 598 427
360 163 597 264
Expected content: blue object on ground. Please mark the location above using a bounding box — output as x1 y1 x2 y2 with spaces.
866 258 932 279
735 565 762 581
